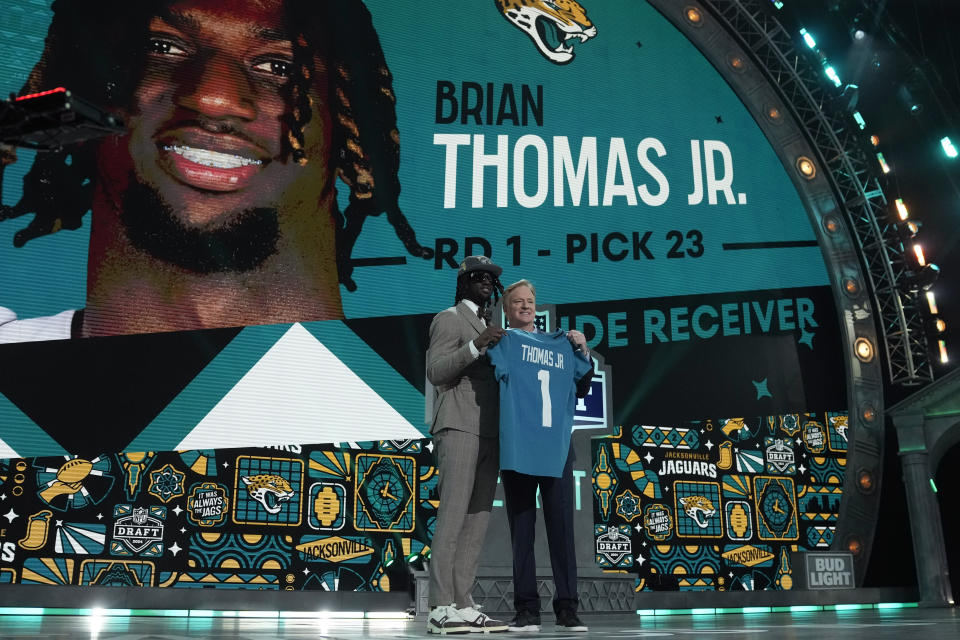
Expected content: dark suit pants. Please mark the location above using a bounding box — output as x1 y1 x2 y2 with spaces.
501 448 578 615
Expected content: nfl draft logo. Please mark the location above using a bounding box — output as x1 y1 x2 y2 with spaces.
595 524 633 568
111 505 165 556
764 438 796 474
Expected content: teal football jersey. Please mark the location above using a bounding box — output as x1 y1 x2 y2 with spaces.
488 329 593 477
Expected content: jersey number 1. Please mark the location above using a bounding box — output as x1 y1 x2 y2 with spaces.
537 369 552 428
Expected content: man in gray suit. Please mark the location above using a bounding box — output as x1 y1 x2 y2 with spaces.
425 255 508 635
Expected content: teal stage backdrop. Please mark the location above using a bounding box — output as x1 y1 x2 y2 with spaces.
0 0 848 595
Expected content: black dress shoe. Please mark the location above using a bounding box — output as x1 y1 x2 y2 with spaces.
507 610 541 632
555 609 588 632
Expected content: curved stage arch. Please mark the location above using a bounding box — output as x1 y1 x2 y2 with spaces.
649 0 889 588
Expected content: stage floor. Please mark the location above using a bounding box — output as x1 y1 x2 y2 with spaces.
0 608 957 639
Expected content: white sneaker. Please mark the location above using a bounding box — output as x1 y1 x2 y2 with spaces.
457 606 508 633
427 604 470 635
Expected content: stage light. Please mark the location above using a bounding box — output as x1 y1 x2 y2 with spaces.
860 404 876 423
939 340 948 363
366 611 412 619
857 469 874 493
799 28 816 49
842 277 860 295
941 136 958 158
925 311 947 335
913 244 926 266
870 135 879 147
853 111 866 129
929 478 938 493
237 610 279 618
0 608 44 615
854 337 874 362
771 1 784 9
839 84 859 111
834 603 868 611
824 66 842 87
845 536 863 557
796 156 816 178
927 291 939 314
904 263 940 291
894 198 909 220
851 13 866 41
876 152 890 173
894 219 919 238
89 608 106 636
684 7 703 26
897 85 923 115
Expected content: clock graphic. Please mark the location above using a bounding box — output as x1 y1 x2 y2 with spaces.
354 454 416 532
755 477 798 541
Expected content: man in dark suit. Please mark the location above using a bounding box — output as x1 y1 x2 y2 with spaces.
498 279 592 633
425 255 508 635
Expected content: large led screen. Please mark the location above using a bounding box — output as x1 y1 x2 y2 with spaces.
0 0 844 457
0 0 852 598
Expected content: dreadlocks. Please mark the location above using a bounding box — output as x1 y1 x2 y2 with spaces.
0 0 432 290
454 273 504 307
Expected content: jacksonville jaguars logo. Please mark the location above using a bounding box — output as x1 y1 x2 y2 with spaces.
241 474 295 515
495 0 597 64
679 495 716 530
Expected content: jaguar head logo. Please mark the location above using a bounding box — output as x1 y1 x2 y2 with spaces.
496 0 597 64
241 474 294 514
679 495 716 529
830 415 849 442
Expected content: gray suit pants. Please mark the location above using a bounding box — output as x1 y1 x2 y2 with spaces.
428 428 499 608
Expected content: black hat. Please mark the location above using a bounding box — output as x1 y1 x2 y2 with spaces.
458 255 502 277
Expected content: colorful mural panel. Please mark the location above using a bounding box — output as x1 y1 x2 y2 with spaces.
592 411 846 592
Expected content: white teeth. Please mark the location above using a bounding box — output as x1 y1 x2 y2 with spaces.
163 144 262 169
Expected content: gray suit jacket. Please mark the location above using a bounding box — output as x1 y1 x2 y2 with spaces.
426 301 499 438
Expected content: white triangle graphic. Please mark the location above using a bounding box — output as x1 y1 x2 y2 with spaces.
176 323 423 450
0 436 19 460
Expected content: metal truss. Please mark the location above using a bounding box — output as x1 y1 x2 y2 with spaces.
703 0 933 385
